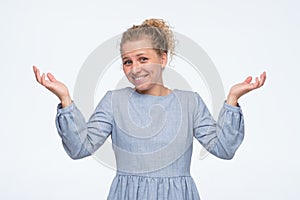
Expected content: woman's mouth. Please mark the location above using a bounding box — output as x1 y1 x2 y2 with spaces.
132 74 149 84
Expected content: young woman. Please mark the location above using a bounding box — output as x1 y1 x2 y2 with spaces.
33 18 266 199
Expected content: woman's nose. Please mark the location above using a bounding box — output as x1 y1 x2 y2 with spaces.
131 62 142 73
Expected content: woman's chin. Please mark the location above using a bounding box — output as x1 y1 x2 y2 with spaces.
134 82 166 94
134 82 154 92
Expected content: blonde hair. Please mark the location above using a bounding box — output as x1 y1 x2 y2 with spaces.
120 18 175 59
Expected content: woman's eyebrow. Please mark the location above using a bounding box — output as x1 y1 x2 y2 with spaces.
122 56 129 60
122 52 147 60
135 53 146 57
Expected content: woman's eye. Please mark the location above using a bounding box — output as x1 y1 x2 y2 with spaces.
123 60 132 66
139 57 148 62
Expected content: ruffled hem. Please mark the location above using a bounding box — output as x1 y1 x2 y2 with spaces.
107 174 201 200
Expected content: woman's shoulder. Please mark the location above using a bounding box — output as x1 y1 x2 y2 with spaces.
173 88 195 95
97 87 132 103
171 89 201 106
109 87 133 95
104 87 131 94
104 87 136 100
172 88 198 99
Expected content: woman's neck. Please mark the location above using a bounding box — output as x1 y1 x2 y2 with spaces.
135 84 171 96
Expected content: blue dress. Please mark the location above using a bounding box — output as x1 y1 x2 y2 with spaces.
55 87 244 200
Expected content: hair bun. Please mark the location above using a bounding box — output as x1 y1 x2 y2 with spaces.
141 19 174 58
142 18 169 29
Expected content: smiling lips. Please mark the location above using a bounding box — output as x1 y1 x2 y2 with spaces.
131 74 149 84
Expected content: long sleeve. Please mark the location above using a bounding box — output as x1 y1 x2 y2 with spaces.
193 92 244 160
55 91 113 160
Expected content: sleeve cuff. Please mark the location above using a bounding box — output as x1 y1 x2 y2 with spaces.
57 102 74 114
224 101 242 112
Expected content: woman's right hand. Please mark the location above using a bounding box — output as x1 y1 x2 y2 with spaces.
33 65 72 107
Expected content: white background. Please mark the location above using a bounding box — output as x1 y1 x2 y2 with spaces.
1 0 299 199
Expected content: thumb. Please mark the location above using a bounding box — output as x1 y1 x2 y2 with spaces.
244 76 252 84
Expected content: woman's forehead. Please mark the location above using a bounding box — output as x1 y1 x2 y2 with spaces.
121 39 153 54
121 48 155 59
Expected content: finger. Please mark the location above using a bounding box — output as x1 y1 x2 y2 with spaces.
33 65 37 79
260 71 267 87
47 73 57 82
33 65 37 73
244 76 252 84
35 67 42 83
41 73 48 87
257 72 266 88
255 77 260 87
250 77 259 89
41 73 44 85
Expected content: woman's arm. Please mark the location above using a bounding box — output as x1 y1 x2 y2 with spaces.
55 91 113 159
33 66 113 159
193 94 244 160
193 72 266 159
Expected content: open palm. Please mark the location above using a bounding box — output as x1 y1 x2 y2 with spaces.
227 71 267 105
33 65 71 106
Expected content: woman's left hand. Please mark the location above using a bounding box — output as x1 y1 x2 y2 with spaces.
226 71 267 106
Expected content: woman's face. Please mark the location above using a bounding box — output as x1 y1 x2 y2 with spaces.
121 39 167 93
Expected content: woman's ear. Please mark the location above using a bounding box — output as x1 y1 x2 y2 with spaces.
161 52 168 68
